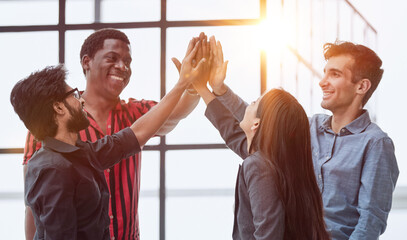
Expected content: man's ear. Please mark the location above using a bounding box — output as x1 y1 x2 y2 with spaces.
81 55 91 71
356 78 371 95
251 118 260 132
53 101 66 116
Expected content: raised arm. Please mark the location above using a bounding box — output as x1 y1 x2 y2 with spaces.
207 36 248 121
132 40 208 146
155 33 209 135
193 38 248 159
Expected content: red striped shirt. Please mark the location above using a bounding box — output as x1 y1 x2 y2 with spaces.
23 98 157 240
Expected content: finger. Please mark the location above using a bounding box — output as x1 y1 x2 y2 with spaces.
222 60 229 76
194 58 207 70
185 40 201 62
202 36 207 59
171 57 182 73
217 41 224 62
210 36 217 60
199 32 205 41
185 39 196 58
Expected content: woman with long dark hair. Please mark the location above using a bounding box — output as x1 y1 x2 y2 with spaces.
193 36 330 239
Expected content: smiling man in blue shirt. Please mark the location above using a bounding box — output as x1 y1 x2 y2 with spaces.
308 42 399 239
208 40 399 240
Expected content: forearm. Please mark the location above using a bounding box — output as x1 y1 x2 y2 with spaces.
205 98 248 159
131 83 186 146
156 90 200 136
195 85 216 105
215 84 248 121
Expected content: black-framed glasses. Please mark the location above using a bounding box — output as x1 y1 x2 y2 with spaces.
62 88 81 100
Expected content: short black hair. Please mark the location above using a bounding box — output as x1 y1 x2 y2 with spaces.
10 65 68 140
80 28 130 74
324 41 384 106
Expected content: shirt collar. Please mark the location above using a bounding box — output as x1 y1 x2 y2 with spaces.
344 110 371 134
320 110 371 134
42 137 81 153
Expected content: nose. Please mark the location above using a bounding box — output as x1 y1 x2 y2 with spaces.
115 60 128 72
319 74 328 88
79 96 85 106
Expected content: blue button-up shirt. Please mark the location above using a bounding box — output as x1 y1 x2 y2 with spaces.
217 87 399 240
310 112 398 240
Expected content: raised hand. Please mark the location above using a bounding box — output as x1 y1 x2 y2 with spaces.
178 40 209 89
208 36 228 96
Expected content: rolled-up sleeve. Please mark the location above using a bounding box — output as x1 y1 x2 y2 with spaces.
350 137 399 239
86 127 141 170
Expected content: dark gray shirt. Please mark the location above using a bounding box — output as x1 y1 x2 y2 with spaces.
205 98 284 240
25 127 140 240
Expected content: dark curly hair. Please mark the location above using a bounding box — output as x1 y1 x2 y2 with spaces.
80 28 130 74
324 41 384 106
10 65 68 140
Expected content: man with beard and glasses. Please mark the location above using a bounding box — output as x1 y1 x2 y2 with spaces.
22 29 208 240
11 44 207 239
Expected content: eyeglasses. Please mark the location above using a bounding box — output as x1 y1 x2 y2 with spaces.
62 88 81 100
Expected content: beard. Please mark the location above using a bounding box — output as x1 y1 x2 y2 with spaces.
65 102 90 133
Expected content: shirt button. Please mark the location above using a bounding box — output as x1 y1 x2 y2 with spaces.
109 194 112 198
108 125 111 128
110 215 114 219
318 174 322 179
325 156 330 160
107 169 110 173
112 237 115 240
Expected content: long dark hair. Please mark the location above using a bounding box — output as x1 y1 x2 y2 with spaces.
250 89 329 240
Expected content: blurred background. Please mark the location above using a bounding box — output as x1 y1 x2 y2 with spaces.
0 0 406 239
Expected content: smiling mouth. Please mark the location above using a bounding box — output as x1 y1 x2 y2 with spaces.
322 91 334 99
110 75 124 82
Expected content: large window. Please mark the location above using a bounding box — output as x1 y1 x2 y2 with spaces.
1 0 403 239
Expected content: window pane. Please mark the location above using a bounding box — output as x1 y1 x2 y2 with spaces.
166 26 260 144
167 0 259 21
138 197 159 240
0 154 24 192
381 209 407 239
120 28 161 102
0 32 59 148
101 0 160 23
65 30 94 92
140 151 160 191
0 1 58 26
0 199 25 240
167 197 233 240
166 150 241 190
139 151 159 240
66 0 94 24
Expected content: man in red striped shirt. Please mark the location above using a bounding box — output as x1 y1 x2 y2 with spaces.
23 28 206 240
